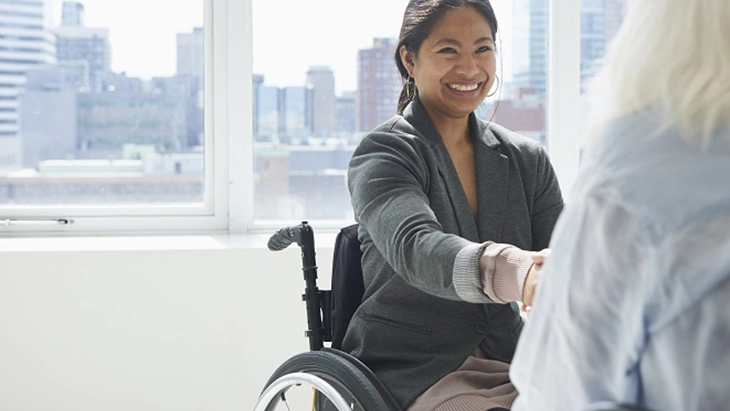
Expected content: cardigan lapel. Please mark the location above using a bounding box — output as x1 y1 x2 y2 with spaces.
403 99 480 242
471 115 509 243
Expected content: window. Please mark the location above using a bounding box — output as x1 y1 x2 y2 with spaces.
0 0 600 235
251 0 551 226
579 0 626 150
0 0 245 234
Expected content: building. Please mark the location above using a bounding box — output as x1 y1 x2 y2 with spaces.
512 0 626 97
61 0 84 26
280 86 310 145
0 0 56 171
511 0 548 99
174 27 205 147
587 0 625 86
177 27 204 77
53 1 110 93
488 90 547 147
76 91 188 156
19 65 81 167
253 74 280 143
335 91 356 140
305 66 335 138
356 38 401 132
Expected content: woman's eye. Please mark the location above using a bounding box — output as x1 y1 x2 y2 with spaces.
477 45 493 53
438 47 457 54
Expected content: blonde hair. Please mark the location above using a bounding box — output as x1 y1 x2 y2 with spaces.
586 0 730 145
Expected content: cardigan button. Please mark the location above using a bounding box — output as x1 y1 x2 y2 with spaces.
475 321 488 334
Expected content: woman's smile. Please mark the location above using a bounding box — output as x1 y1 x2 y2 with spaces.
445 81 483 93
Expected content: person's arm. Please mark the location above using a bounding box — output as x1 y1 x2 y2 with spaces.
510 184 653 411
349 128 475 301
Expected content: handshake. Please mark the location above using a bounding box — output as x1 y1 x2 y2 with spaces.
522 249 551 313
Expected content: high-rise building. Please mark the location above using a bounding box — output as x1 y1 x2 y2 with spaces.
177 27 204 77
306 66 335 138
581 0 606 84
356 38 401 132
253 75 280 143
53 1 110 93
512 0 625 97
580 0 626 87
61 0 84 26
175 27 204 148
20 64 82 167
512 0 548 99
281 86 310 144
0 0 56 171
335 91 356 139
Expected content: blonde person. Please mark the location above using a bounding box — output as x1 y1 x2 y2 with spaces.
343 0 564 409
510 0 730 410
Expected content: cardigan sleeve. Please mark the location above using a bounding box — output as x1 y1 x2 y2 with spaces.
349 127 473 301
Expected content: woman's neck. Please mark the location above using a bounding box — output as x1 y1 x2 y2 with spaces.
433 115 471 147
420 104 471 145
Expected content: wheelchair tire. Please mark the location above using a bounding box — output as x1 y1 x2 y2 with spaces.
261 349 397 411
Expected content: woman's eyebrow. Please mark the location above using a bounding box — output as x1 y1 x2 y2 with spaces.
432 36 494 47
475 36 494 45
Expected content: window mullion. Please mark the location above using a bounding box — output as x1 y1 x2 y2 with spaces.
223 0 254 234
547 0 582 199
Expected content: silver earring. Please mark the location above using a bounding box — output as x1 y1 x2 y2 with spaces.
487 75 500 97
406 75 416 101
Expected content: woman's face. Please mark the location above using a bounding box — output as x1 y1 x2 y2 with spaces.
401 6 497 123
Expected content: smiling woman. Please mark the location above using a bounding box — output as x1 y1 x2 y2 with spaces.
341 0 564 409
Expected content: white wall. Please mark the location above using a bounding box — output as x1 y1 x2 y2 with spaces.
0 235 335 411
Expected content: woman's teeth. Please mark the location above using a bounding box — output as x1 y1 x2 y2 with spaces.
448 83 479 91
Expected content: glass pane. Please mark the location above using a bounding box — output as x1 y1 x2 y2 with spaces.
251 0 549 221
579 0 626 148
0 0 204 206
483 0 548 149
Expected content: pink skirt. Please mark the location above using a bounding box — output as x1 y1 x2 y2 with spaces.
407 350 517 411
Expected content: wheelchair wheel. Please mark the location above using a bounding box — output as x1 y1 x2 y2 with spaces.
255 350 396 411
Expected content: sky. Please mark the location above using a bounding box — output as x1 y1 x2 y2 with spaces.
49 0 203 79
49 0 513 95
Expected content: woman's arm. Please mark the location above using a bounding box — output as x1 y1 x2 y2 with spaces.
349 128 475 300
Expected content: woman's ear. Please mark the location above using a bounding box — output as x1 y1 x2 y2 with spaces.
399 45 415 75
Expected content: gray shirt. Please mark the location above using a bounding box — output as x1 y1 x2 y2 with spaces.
343 98 564 408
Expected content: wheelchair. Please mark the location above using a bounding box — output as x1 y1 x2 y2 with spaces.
253 221 652 411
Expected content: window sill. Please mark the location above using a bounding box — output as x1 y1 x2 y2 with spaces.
0 232 339 253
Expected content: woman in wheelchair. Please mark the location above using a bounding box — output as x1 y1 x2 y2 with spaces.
342 0 564 409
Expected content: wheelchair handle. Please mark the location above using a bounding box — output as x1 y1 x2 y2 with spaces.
267 223 307 251
268 222 329 350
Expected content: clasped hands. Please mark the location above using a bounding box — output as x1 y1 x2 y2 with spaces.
521 249 550 313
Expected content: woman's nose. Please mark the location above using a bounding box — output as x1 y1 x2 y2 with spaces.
455 54 480 77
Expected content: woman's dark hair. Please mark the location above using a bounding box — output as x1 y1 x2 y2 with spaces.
395 0 499 114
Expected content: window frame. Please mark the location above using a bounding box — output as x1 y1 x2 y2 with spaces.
0 0 582 236
0 0 252 236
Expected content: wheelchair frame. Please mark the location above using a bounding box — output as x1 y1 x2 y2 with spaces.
254 221 652 411
256 221 401 411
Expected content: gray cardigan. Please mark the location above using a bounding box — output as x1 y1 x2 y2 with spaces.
342 98 564 408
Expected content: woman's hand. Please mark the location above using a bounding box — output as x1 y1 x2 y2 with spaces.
521 249 551 312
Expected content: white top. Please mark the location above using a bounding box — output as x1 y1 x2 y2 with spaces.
510 109 730 411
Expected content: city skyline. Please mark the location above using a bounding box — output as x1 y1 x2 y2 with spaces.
252 0 514 95
49 0 203 79
47 0 515 94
